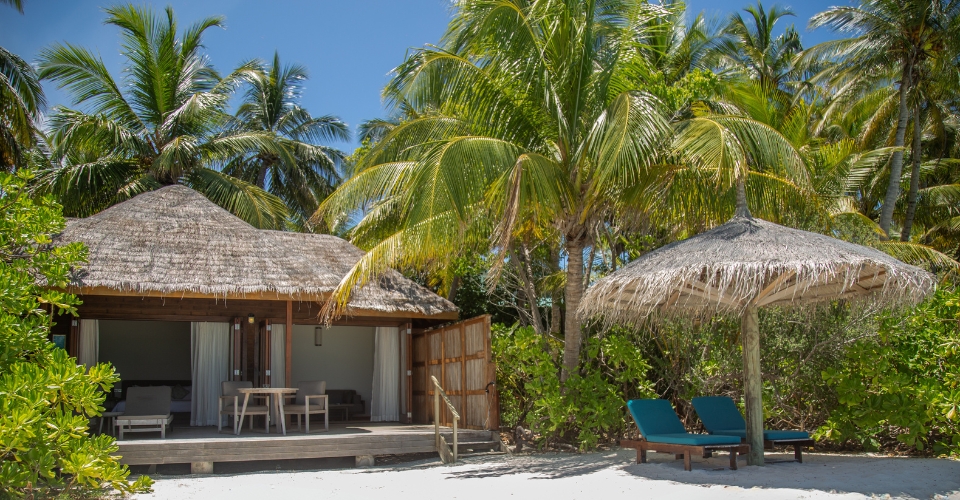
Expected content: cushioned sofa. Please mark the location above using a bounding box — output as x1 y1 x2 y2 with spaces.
325 389 365 417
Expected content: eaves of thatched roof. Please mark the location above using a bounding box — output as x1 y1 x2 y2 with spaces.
56 185 458 320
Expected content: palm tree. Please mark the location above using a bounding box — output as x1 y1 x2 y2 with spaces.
315 0 808 377
1 0 44 169
808 0 960 239
710 2 803 91
314 0 672 377
36 4 287 228
224 52 350 228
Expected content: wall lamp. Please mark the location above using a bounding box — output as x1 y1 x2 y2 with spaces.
247 313 255 324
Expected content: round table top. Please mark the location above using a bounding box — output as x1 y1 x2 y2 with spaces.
236 387 298 394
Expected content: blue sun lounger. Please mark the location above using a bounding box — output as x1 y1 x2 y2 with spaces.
622 399 748 471
691 396 814 462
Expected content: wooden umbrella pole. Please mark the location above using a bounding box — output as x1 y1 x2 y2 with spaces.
741 304 764 466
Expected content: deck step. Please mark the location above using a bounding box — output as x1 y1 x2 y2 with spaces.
459 451 507 458
455 440 504 454
457 440 501 449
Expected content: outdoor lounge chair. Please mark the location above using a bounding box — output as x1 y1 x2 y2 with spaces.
115 386 174 440
621 399 748 471
691 396 814 462
283 380 328 433
219 381 269 434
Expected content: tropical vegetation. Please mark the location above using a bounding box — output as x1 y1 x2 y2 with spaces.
2 0 960 479
0 170 151 497
32 5 348 230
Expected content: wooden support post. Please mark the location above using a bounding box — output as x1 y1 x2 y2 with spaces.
405 323 413 424
285 301 292 387
69 318 79 358
741 304 764 466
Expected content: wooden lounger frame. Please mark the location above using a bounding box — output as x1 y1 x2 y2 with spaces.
621 439 749 471
764 438 815 463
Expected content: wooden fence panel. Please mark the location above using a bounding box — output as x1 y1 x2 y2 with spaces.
410 315 498 430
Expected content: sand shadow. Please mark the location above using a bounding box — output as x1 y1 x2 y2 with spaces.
442 453 616 480
619 449 960 499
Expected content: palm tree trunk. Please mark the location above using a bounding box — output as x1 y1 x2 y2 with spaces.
901 103 923 242
879 58 914 239
446 275 461 302
550 248 561 334
510 246 545 335
256 163 269 188
561 236 585 382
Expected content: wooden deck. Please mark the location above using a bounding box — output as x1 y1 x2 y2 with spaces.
113 423 495 466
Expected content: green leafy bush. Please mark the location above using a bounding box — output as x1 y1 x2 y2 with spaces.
0 171 151 497
819 285 960 456
493 323 655 449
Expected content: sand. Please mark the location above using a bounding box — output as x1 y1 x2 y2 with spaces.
134 449 960 500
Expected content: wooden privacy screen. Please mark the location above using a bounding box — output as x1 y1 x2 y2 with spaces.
411 315 499 430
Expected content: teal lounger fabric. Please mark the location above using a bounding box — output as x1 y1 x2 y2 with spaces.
691 396 810 441
626 399 740 446
627 399 687 436
706 429 811 440
644 433 742 446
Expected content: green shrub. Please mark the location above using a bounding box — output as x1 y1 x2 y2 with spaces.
819 285 960 456
0 170 152 498
493 323 655 449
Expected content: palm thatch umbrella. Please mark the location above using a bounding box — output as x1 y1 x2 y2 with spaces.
579 193 935 466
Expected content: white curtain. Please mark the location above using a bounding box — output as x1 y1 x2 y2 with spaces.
371 326 400 422
191 322 230 426
269 324 286 423
77 319 98 368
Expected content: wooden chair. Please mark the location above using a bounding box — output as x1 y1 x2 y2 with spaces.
692 396 814 462
283 381 328 433
115 386 174 439
219 381 269 434
623 399 747 471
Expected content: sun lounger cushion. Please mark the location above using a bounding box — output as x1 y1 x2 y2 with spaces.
708 429 810 441
690 396 745 431
626 399 687 436
691 396 810 441
644 433 742 446
626 399 741 446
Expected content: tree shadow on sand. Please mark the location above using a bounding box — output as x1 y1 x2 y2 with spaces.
620 450 960 499
441 453 615 480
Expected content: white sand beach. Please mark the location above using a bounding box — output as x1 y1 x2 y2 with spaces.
135 449 960 500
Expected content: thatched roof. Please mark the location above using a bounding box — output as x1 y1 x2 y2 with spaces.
579 214 935 326
56 185 458 319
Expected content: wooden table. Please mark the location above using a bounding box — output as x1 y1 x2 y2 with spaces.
236 387 297 436
329 403 352 421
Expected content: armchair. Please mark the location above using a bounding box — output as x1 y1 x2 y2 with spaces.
284 381 328 433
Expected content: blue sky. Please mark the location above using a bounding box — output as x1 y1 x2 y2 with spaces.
1 0 843 152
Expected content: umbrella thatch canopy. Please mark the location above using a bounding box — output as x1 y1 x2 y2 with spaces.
56 185 458 320
580 206 935 466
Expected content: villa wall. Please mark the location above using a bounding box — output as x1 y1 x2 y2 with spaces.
290 325 375 410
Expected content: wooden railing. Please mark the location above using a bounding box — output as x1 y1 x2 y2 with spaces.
430 375 459 463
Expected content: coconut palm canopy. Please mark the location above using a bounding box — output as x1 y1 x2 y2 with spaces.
580 213 936 326
55 185 457 319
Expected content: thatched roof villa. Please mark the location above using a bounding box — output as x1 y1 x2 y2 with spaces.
50 185 495 437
